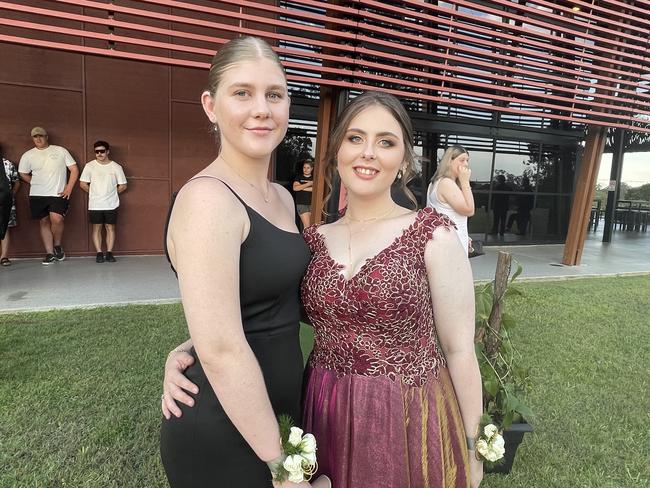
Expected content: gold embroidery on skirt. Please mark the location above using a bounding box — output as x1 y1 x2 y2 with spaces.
420 388 430 487
434 381 458 488
402 385 414 486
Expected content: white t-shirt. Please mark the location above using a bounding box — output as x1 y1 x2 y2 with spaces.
80 160 127 210
18 145 77 196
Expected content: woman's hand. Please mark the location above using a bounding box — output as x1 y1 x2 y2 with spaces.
458 165 472 185
272 481 311 488
272 475 331 488
469 455 483 488
161 350 199 419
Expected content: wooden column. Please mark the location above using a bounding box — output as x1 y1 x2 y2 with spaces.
562 125 607 265
310 85 339 224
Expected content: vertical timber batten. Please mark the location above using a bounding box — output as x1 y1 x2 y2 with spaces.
311 85 338 224
562 126 607 265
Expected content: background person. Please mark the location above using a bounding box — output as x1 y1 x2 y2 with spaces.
490 174 511 237
293 158 314 228
18 127 78 264
506 176 534 235
79 140 127 263
0 146 20 266
427 144 475 255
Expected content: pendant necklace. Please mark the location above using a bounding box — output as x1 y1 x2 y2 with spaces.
345 204 397 273
221 157 271 203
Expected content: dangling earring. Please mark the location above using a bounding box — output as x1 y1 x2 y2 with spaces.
396 169 403 180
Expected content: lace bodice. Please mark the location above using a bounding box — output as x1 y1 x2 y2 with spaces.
301 207 456 387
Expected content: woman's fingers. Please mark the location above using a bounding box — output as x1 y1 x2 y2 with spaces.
161 351 199 418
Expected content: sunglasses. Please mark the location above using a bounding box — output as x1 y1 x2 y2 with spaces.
95 149 107 154
32 135 46 138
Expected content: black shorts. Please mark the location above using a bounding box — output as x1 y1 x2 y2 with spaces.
30 196 69 219
89 209 118 225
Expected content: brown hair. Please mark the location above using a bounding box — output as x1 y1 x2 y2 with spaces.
323 91 417 211
432 144 469 184
205 36 286 96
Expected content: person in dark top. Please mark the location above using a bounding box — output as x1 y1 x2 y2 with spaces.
293 159 314 228
506 177 534 235
159 36 328 488
491 174 511 236
1 146 20 266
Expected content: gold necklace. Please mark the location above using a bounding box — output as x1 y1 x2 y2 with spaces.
345 204 397 274
221 157 271 203
345 204 398 233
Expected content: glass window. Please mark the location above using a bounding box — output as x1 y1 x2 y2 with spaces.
531 195 571 241
537 145 576 193
493 140 539 185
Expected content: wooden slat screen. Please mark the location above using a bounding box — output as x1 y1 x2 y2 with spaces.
1 0 648 132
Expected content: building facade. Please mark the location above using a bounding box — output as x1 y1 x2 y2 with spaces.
1 1 648 262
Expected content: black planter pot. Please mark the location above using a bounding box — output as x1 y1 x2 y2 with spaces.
486 422 534 474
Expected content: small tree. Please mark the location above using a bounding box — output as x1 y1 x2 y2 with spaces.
475 252 532 429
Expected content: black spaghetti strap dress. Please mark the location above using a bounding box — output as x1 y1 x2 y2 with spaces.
160 177 310 487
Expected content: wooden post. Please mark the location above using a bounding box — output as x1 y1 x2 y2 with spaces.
310 86 339 224
486 251 512 360
562 125 607 265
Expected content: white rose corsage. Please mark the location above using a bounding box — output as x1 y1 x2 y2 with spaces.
267 415 318 483
474 423 505 463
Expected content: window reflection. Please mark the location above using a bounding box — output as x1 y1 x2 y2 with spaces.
417 131 577 244
537 145 576 193
531 195 571 241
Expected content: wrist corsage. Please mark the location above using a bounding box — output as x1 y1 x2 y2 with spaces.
473 423 505 463
267 415 318 483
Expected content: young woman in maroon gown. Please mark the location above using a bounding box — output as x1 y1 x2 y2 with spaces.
164 92 483 487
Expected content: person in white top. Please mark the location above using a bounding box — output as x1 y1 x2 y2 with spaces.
427 145 475 255
79 140 127 263
18 126 79 265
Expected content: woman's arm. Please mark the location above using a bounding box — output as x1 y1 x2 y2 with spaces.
425 227 483 487
438 175 475 217
168 178 284 463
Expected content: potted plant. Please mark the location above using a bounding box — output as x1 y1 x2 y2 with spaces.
474 251 533 474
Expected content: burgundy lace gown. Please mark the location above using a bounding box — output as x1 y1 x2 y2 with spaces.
301 207 470 488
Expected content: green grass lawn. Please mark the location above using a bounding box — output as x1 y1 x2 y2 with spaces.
1 276 648 487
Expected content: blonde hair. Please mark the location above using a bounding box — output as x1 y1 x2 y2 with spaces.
323 91 417 211
432 144 468 184
206 36 286 95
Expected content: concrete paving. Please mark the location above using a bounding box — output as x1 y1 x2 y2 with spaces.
2 227 649 313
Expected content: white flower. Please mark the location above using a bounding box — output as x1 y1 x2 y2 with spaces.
475 439 489 458
288 427 304 447
484 424 498 439
477 433 505 462
301 451 317 465
300 433 317 454
283 454 305 483
492 433 505 451
489 434 505 460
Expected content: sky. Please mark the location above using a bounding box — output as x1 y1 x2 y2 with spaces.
597 152 650 188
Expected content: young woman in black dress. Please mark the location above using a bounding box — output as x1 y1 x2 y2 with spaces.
160 37 328 488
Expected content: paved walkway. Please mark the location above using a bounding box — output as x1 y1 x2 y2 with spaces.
2 228 649 313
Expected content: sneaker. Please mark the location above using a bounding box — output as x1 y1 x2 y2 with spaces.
96 252 105 263
53 245 66 261
105 252 116 263
42 254 55 265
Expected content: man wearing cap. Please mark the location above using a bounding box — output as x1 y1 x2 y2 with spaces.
18 127 79 265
